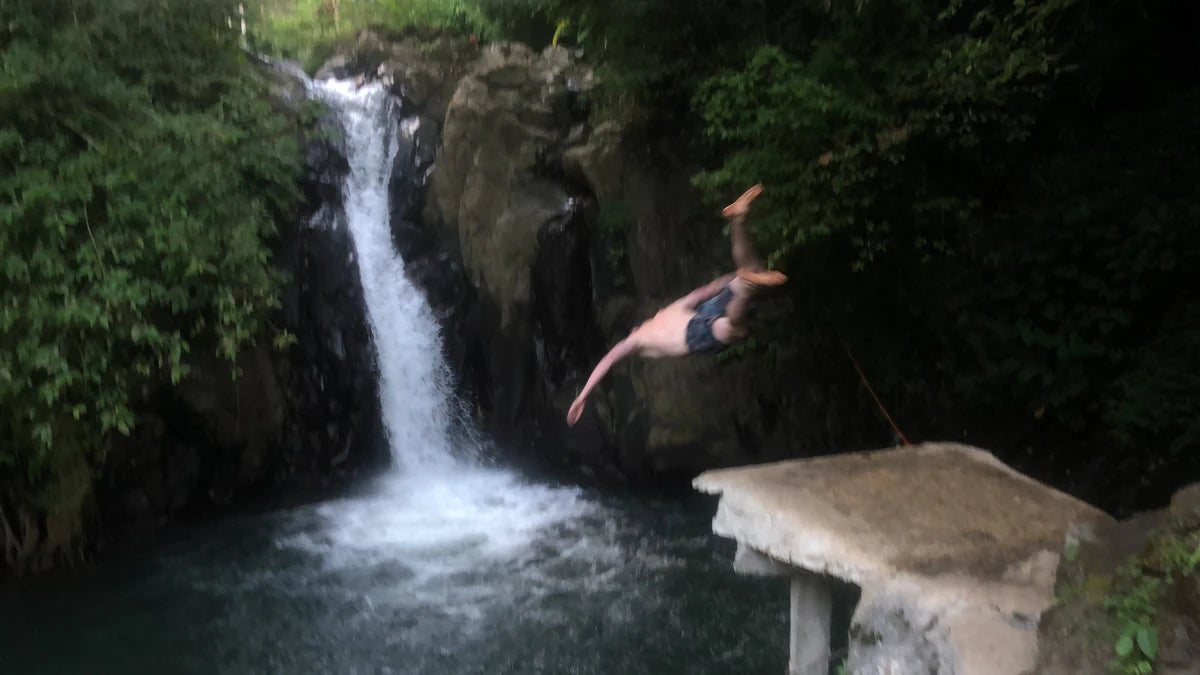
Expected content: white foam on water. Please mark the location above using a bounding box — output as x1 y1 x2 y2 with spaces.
280 469 592 575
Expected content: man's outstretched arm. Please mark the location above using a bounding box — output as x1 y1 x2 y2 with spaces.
567 335 640 426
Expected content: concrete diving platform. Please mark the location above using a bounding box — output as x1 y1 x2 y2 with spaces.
694 442 1110 675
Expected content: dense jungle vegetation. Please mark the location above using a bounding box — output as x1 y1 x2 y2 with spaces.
2 0 300 519
618 0 1200 503
2 0 1196 527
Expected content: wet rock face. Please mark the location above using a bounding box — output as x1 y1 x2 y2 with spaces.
407 42 620 475
531 201 598 391
272 200 389 483
302 115 350 214
388 113 440 260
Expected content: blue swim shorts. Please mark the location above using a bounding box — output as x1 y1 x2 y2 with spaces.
685 285 734 355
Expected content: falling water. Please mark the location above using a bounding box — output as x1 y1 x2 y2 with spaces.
310 78 456 472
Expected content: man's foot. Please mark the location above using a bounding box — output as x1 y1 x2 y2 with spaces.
722 184 763 218
737 268 788 286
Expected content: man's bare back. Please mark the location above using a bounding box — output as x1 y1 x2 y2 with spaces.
630 302 694 358
566 184 785 426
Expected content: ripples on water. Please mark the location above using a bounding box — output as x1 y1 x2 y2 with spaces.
0 472 788 674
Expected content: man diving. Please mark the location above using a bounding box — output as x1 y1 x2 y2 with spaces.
566 184 786 426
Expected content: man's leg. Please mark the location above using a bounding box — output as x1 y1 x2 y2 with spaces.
720 185 786 332
726 207 764 275
720 280 755 337
723 184 788 284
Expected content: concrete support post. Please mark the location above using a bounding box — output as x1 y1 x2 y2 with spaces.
789 571 833 675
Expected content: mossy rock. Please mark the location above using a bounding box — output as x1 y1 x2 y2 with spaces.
1031 483 1200 675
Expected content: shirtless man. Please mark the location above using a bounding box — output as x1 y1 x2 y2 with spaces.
566 184 786 426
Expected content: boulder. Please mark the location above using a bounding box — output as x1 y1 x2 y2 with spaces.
1030 480 1200 675
412 42 617 472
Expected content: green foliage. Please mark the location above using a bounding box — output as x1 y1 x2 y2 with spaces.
1106 311 1200 455
470 0 558 47
534 0 829 130
1104 530 1200 674
1107 567 1162 675
692 0 1071 267
0 0 300 504
251 0 498 69
958 92 1200 446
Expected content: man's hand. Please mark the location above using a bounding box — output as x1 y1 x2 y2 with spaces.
567 396 587 426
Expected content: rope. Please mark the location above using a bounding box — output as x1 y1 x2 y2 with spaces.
836 331 912 446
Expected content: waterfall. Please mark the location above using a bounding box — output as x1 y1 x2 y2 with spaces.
288 77 590 575
309 78 456 472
